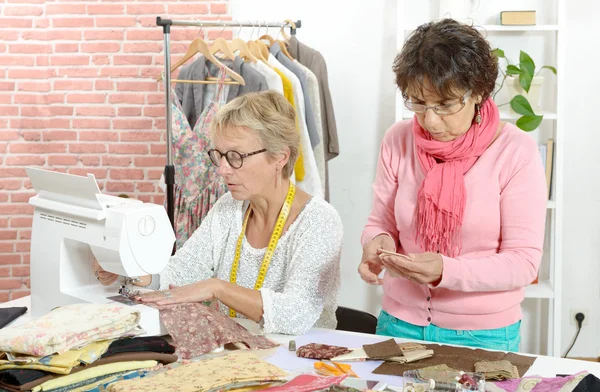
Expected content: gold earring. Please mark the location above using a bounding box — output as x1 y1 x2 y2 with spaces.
475 104 482 125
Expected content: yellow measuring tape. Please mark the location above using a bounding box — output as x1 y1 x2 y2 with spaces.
229 183 296 317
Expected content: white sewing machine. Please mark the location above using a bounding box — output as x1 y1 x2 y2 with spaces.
26 167 175 336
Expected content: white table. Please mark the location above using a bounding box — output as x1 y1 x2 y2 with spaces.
2 297 599 388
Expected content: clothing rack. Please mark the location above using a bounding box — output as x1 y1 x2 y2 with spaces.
155 16 302 231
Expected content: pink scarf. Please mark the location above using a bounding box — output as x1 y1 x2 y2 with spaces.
412 98 499 257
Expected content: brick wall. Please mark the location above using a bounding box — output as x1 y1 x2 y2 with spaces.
0 0 232 302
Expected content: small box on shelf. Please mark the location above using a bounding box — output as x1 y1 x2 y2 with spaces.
500 11 537 26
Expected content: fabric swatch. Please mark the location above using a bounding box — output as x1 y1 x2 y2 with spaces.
372 344 536 377
0 308 27 329
0 304 142 357
159 303 278 360
296 344 352 360
488 371 589 392
106 351 286 392
474 360 519 380
262 374 347 392
416 364 461 383
363 338 403 359
101 337 175 358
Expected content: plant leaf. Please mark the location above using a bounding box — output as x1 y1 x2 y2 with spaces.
519 50 535 76
510 95 535 116
492 48 505 58
519 71 533 93
516 115 543 132
541 65 557 75
506 65 523 75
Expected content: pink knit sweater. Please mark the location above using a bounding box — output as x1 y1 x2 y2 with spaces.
361 119 547 330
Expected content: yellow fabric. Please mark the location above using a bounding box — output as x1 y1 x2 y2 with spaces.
273 67 305 181
0 340 113 375
108 351 286 392
31 360 157 392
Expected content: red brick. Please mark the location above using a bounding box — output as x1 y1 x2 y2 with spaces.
94 80 113 90
143 106 166 118
11 290 31 300
170 30 200 42
119 131 159 141
52 17 94 27
46 4 86 14
79 156 101 166
96 17 136 28
54 80 93 91
106 182 134 192
81 43 121 53
123 42 162 53
126 29 163 40
68 143 106 154
108 144 148 154
102 156 132 166
22 131 41 141
66 94 106 104
0 219 7 228
148 169 164 180
146 93 165 105
126 4 165 14
138 195 151 203
0 168 26 178
5 155 45 166
0 244 13 253
139 67 164 78
43 131 77 141
83 30 125 40
0 107 18 116
0 131 19 141
21 106 73 116
9 68 54 79
19 230 31 240
0 18 32 28
137 16 162 28
210 3 228 14
11 118 70 129
101 67 139 77
87 4 124 14
0 56 35 66
0 95 10 104
207 30 233 40
0 120 7 128
116 81 157 92
0 231 18 240
136 182 156 192
57 68 98 78
10 192 35 202
0 292 9 303
48 155 78 165
11 266 29 277
0 205 33 215
150 143 166 155
0 279 22 289
0 268 8 279
9 143 67 154
79 131 118 141
75 107 115 117
154 118 166 129
167 3 208 14
0 31 19 41
14 93 64 105
117 107 142 116
22 30 82 40
55 43 79 53
68 168 107 179
0 82 16 91
110 168 144 180
113 55 152 66
22 254 30 265
73 118 111 129
0 180 21 190
10 217 33 228
153 194 165 205
108 94 145 105
18 81 51 92
168 43 188 54
134 157 164 167
50 55 90 66
92 55 110 66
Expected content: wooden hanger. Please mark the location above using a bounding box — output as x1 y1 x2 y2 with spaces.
210 37 236 61
280 19 296 42
230 38 258 63
254 39 270 61
247 40 274 69
277 39 294 61
259 34 275 47
156 37 245 85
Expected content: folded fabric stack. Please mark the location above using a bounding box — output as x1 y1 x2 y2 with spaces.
474 360 519 381
0 304 178 392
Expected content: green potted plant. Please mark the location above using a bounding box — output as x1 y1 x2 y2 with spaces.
492 49 557 132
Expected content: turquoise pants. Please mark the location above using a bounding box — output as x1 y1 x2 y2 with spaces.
376 310 521 352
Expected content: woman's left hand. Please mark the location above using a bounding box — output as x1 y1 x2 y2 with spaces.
380 252 443 285
135 279 222 307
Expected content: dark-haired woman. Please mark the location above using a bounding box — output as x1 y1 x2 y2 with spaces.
358 19 547 351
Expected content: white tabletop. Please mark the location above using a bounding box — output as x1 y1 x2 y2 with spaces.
2 296 599 387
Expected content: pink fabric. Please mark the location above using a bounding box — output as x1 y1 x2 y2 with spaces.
491 372 587 392
264 374 347 392
361 119 547 330
412 99 499 257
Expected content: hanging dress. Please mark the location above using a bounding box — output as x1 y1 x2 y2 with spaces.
167 69 229 249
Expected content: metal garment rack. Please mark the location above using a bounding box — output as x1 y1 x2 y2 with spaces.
155 16 301 230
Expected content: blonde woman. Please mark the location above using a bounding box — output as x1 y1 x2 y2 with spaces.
94 91 343 335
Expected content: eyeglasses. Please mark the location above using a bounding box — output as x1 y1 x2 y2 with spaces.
404 90 472 116
207 148 267 169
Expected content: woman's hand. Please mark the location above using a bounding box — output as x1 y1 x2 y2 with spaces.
358 234 396 285
92 259 119 286
135 279 222 307
379 252 443 285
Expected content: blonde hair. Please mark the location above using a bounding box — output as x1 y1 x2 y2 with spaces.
210 91 299 178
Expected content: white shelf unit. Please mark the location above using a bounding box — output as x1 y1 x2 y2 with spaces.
396 1 564 357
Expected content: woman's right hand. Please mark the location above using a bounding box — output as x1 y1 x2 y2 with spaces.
92 258 120 286
358 234 396 285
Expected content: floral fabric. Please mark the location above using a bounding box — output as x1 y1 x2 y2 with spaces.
168 71 229 249
296 344 352 360
107 351 286 392
0 304 141 357
159 303 278 360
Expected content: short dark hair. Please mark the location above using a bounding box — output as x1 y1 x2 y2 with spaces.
393 18 498 102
